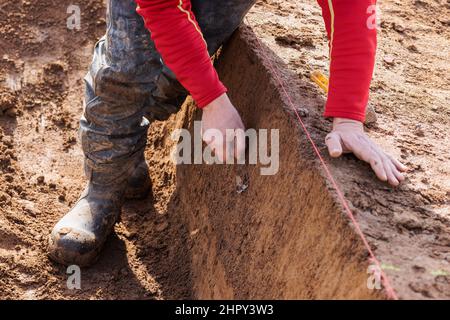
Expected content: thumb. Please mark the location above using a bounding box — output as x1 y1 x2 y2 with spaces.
325 132 343 158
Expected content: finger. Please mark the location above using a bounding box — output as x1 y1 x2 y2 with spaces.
325 132 343 157
225 137 235 164
225 130 238 163
387 154 408 172
344 136 388 182
369 152 388 182
202 134 213 145
235 128 246 163
388 159 405 182
382 156 399 186
364 143 388 182
206 135 224 163
214 140 225 163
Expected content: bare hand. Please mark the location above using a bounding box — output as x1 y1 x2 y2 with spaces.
201 93 245 163
325 117 407 186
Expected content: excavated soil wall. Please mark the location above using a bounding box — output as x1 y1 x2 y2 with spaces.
155 27 383 299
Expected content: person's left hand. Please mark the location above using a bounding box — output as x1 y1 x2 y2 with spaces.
325 117 407 186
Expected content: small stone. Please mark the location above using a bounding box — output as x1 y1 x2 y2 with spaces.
407 45 419 53
414 125 425 137
2 136 13 147
383 54 395 65
20 199 40 216
393 23 405 33
394 213 422 231
412 265 426 273
297 108 309 118
0 192 10 203
36 176 45 184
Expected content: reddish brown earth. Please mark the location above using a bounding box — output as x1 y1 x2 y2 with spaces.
0 0 449 299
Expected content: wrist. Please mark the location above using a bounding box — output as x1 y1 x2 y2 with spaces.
203 93 229 114
332 117 364 130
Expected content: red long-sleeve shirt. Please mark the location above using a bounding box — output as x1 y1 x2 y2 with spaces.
135 0 377 122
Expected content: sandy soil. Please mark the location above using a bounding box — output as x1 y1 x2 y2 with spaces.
0 0 449 299
246 0 450 299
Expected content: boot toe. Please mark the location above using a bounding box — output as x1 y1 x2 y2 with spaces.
48 225 100 267
47 184 122 266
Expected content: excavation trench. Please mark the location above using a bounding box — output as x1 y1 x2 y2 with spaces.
144 27 383 300
1 0 449 301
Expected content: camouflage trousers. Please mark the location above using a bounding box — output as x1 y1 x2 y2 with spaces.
80 0 256 183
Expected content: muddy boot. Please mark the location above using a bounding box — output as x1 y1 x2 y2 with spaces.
48 0 257 266
48 154 150 267
48 174 126 266
48 0 161 266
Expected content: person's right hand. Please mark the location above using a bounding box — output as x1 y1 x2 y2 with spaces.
201 93 246 163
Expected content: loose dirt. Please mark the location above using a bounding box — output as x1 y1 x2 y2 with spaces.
0 0 449 299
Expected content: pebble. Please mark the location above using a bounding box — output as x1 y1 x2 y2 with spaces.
407 45 419 53
414 125 425 137
393 23 406 33
383 54 395 65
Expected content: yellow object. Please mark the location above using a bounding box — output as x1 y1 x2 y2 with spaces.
310 70 377 124
310 70 329 94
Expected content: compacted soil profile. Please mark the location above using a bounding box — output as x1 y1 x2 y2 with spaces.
0 0 449 300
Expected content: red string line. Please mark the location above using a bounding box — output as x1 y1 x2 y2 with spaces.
246 20 399 300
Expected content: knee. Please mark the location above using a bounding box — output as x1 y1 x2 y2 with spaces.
87 37 157 104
